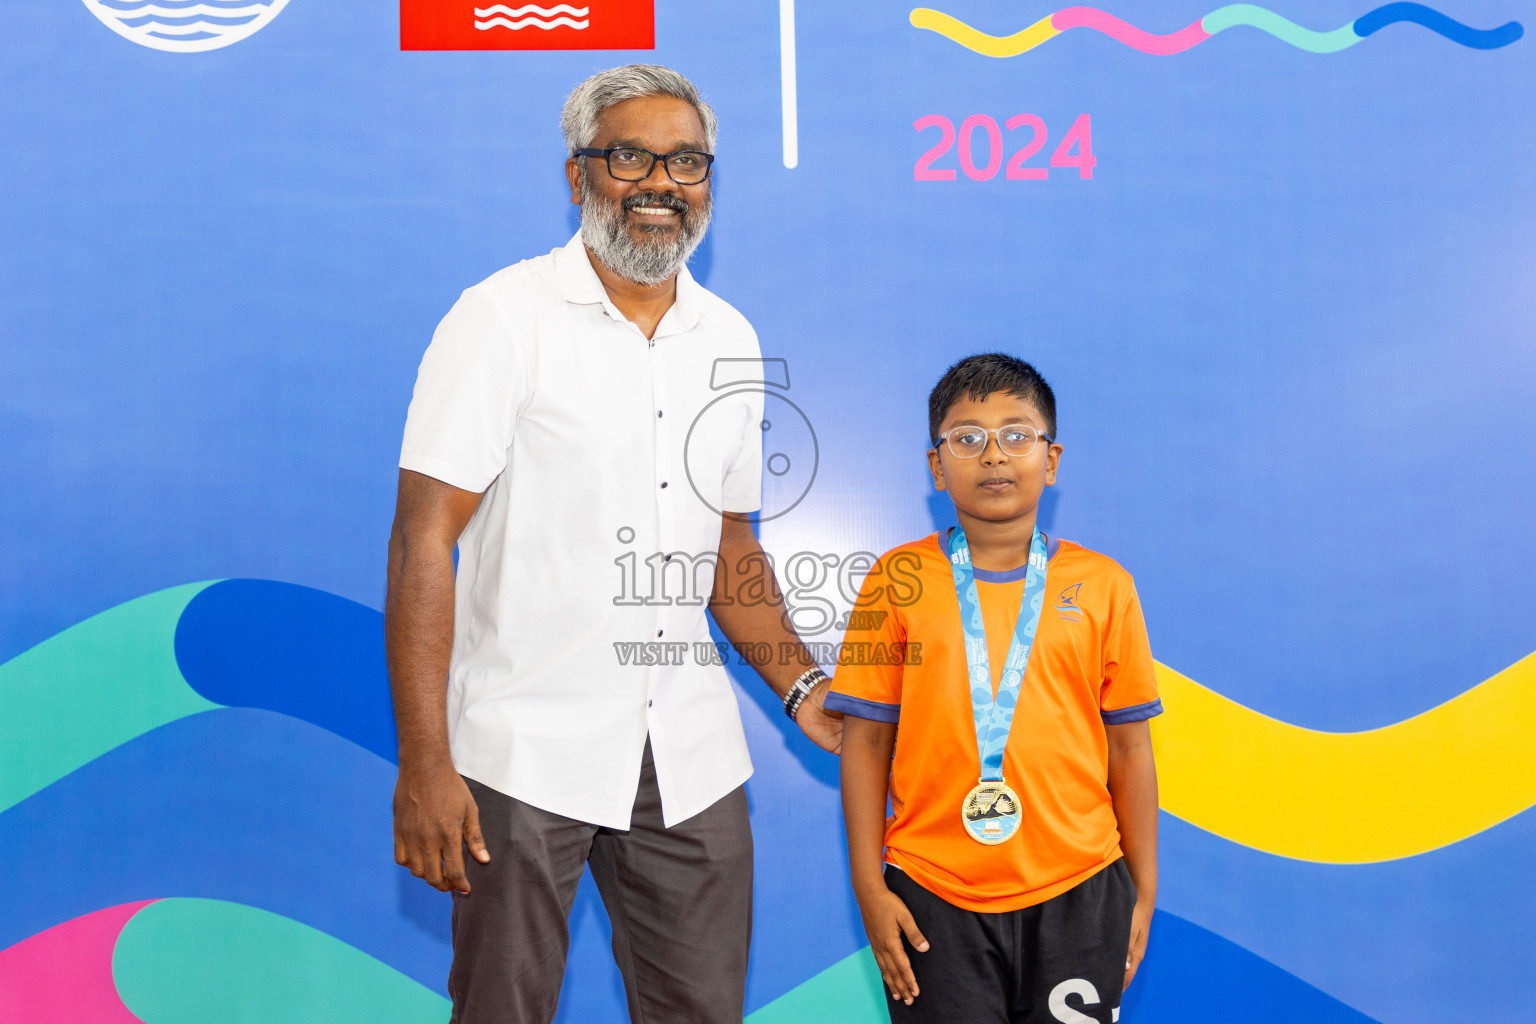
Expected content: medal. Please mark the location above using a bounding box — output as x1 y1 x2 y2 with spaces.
948 525 1049 846
962 780 1023 844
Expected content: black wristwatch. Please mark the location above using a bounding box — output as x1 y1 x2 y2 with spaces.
783 667 828 721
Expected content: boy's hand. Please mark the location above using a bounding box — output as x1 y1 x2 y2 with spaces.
1123 896 1154 989
857 885 930 1005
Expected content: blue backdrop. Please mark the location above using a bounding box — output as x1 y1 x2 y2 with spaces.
2 1 1533 1022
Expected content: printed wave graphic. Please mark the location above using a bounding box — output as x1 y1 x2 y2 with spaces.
473 3 589 31
1 579 1528 1019
96 0 272 9
910 2 1523 57
473 2 588 13
0 709 451 987
117 899 449 1024
0 899 448 1024
119 14 262 27
5 581 1536 862
0 886 1381 1024
1151 653 1536 863
746 912 1380 1024
0 581 441 983
0 902 154 1023
80 0 288 52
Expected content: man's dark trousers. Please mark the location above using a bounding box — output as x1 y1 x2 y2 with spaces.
448 740 753 1024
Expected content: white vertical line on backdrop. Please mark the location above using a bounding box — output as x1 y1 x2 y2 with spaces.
780 0 799 168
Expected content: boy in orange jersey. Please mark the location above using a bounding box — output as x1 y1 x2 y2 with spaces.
825 353 1162 1024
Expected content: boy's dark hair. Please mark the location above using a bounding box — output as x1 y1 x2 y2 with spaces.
928 353 1057 442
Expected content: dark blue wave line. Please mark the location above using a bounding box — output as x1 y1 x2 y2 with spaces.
121 12 258 26
97 0 270 11
148 29 220 39
1353 3 1523 49
175 581 399 765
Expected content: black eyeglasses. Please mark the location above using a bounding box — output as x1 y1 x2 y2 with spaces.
574 147 715 185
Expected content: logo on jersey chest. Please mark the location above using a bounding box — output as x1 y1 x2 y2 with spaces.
1055 582 1084 622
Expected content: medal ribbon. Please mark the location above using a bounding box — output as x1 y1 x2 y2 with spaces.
948 524 1049 783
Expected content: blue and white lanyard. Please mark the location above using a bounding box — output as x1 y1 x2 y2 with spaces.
948 525 1050 783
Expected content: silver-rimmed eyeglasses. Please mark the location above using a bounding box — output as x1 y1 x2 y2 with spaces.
932 424 1055 459
574 147 715 185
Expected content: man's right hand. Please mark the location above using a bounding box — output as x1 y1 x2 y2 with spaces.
393 763 490 894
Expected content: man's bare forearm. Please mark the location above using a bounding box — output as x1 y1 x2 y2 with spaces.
385 527 458 769
385 469 483 770
708 514 818 696
385 471 489 893
708 587 810 695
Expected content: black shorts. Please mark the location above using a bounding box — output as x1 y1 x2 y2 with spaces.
885 859 1136 1024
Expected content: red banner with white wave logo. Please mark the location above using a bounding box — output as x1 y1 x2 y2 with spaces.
401 0 653 50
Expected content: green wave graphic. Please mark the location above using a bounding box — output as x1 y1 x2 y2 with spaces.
0 583 218 814
112 898 449 1024
9 582 1535 864
1201 4 1361 52
746 946 885 1023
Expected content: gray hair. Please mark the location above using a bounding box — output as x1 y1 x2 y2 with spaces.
561 65 718 155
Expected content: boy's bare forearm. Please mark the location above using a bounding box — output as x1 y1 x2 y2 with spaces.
1106 720 1159 903
841 716 898 896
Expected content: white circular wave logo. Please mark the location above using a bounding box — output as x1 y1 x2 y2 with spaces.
81 0 290 53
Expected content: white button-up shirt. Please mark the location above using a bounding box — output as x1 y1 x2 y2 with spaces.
400 234 763 828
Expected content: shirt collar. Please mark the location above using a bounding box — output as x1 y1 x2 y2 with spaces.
555 231 610 306
554 230 704 337
661 262 702 336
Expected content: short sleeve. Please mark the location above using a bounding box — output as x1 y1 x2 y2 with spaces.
825 556 906 723
1099 580 1163 724
718 329 764 514
719 384 763 513
399 287 528 493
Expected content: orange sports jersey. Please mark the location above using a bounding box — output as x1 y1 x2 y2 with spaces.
826 530 1161 913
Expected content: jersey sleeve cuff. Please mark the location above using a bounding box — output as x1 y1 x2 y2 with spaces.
824 692 900 723
1101 698 1164 725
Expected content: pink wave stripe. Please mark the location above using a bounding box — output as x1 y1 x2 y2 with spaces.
0 900 158 1023
1050 6 1211 54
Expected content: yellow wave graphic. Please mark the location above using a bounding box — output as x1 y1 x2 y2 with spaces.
1151 651 1536 863
4 583 1534 864
909 8 1059 57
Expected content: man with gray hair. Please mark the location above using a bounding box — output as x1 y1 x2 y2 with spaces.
387 64 841 1023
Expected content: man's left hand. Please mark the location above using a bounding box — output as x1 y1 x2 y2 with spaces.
796 680 843 754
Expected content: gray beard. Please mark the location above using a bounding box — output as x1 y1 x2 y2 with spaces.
579 171 712 286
